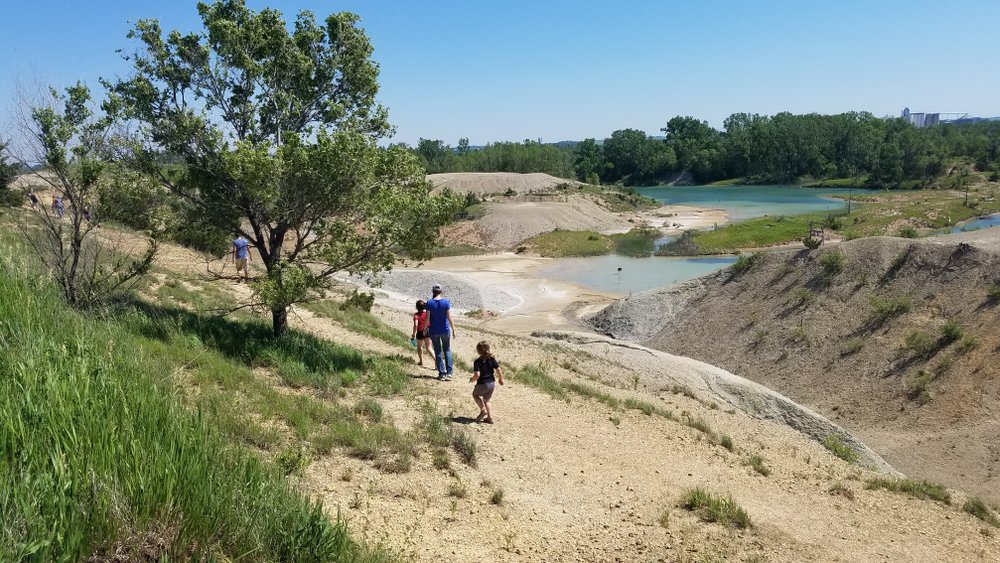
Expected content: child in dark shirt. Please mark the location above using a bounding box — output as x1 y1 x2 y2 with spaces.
470 340 503 423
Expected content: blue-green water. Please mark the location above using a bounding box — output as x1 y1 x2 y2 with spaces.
537 255 735 295
951 213 1000 233
636 185 855 222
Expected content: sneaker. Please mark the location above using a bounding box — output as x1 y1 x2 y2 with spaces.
437 374 446 381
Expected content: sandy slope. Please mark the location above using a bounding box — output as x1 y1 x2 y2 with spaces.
427 172 577 194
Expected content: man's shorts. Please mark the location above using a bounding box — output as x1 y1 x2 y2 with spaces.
235 257 248 271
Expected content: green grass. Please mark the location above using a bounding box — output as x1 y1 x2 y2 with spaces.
431 243 485 257
730 252 763 274
304 299 411 349
822 434 859 463
0 250 388 561
865 478 951 504
522 227 660 258
692 214 829 253
679 488 752 529
523 229 612 257
963 498 1000 528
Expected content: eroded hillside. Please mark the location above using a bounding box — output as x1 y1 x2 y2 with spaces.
591 234 1000 503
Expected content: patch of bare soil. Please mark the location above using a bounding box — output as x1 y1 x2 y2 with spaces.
591 234 1000 504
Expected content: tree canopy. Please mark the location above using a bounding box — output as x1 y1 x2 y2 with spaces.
109 0 460 335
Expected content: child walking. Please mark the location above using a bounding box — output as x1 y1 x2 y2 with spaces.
470 341 503 423
411 300 434 367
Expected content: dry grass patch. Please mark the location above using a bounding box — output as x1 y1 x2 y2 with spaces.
680 488 751 529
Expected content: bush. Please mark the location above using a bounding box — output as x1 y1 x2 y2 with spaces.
839 337 864 356
819 251 845 278
898 225 919 238
0 187 25 207
822 434 858 463
903 330 936 357
802 235 822 249
957 334 979 354
342 289 376 313
940 319 963 345
746 455 770 476
490 489 505 505
730 252 762 275
680 488 752 529
719 434 734 452
869 295 911 324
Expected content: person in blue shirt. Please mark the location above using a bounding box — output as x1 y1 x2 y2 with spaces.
425 284 456 380
232 236 251 282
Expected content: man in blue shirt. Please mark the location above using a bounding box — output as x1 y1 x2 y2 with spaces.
425 284 456 380
232 236 251 282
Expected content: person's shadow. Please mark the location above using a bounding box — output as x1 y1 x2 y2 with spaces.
451 416 478 425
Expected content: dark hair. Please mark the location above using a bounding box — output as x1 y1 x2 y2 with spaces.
432 288 442 297
415 300 425 312
476 340 494 360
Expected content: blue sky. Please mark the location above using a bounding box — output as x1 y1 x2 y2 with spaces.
3 0 999 145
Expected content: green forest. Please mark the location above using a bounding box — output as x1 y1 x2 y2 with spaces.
409 113 1000 188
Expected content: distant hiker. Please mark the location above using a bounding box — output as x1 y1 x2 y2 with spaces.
82 207 91 222
232 235 251 281
425 283 456 380
411 299 435 367
27 192 39 210
470 340 503 423
51 195 65 218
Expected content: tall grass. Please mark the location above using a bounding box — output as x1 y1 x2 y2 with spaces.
0 256 388 561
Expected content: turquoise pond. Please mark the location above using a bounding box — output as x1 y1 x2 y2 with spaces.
536 255 736 295
636 184 856 221
952 214 1000 233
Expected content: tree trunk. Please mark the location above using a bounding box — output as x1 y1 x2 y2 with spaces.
272 307 289 337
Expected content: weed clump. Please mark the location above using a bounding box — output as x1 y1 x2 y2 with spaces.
822 434 858 463
865 478 951 504
819 251 846 280
730 252 762 275
963 497 1000 527
680 488 752 529
828 483 855 500
490 489 505 505
746 455 770 476
838 337 864 356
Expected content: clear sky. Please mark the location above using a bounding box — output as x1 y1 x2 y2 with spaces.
3 0 999 146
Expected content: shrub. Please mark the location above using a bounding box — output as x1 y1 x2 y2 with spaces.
353 398 383 423
447 481 467 498
490 489 505 505
828 483 855 500
907 370 934 403
963 497 1000 528
822 434 858 463
898 225 919 238
957 334 979 354
940 319 963 345
903 330 936 357
869 295 911 324
987 283 1000 303
839 337 864 356
865 478 951 504
819 251 846 278
680 488 751 529
788 287 816 307
802 236 822 249
730 252 762 274
719 434 734 452
746 455 770 476
432 448 450 470
342 289 375 313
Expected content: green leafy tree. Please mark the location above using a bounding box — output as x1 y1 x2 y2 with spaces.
109 0 461 336
0 142 23 206
457 137 471 155
573 138 608 184
3 84 157 308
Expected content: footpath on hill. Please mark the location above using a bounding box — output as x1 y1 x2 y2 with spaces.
127 229 1000 562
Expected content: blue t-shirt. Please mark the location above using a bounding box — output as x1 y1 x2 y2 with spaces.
425 298 451 335
233 238 250 259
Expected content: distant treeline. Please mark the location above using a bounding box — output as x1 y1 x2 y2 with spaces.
408 112 1000 188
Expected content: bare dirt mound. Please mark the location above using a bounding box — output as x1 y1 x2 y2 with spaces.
427 172 577 195
467 194 632 249
590 235 1000 503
